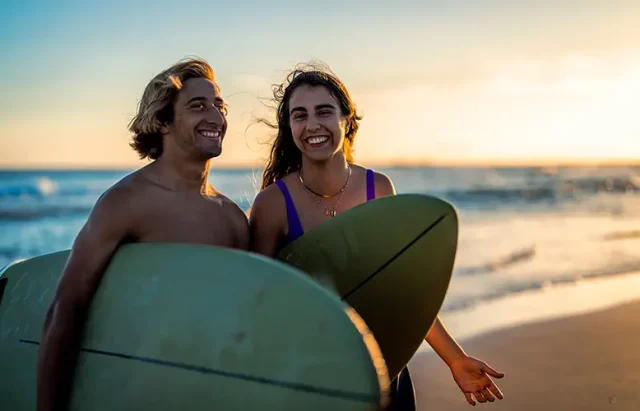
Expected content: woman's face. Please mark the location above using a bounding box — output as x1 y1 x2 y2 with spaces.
288 85 349 162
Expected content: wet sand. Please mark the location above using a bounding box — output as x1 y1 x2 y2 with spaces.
408 299 640 410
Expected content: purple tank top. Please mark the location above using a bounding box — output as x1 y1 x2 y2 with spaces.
275 169 376 245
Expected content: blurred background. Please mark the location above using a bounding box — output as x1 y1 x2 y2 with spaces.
2 1 639 409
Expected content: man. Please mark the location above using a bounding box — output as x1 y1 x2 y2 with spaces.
36 57 249 411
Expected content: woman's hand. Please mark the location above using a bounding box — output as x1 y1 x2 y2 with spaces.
449 356 504 406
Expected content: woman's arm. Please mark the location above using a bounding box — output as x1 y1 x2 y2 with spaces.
427 319 505 406
374 170 504 406
425 317 467 366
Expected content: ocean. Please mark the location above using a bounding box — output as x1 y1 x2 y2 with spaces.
1 165 639 340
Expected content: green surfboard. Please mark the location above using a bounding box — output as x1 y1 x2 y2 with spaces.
278 194 458 380
0 243 390 410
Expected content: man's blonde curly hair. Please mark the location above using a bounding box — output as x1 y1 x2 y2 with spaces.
128 57 218 160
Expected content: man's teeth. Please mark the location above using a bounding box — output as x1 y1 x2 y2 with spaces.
307 136 328 144
200 131 220 138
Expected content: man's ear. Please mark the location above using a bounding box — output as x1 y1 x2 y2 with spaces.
160 123 170 134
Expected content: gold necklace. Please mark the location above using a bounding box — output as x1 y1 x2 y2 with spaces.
298 166 351 198
299 165 351 217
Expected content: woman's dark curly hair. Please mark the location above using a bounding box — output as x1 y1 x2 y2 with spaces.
259 62 363 190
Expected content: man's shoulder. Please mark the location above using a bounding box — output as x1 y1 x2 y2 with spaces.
98 171 144 204
217 193 246 214
90 169 152 221
208 191 248 225
78 173 144 239
213 193 250 248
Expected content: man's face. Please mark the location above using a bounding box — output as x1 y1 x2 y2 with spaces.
165 77 228 160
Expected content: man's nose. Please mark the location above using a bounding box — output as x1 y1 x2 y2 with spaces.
206 105 225 124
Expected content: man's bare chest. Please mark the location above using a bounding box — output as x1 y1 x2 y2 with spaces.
133 196 235 246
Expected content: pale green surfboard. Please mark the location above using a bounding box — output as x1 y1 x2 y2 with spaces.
0 243 390 411
278 194 458 380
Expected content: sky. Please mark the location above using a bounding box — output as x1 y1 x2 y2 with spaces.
1 0 639 168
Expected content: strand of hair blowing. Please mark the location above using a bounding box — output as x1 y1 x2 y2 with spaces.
258 63 362 190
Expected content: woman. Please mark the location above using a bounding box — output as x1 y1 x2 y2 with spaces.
249 63 504 409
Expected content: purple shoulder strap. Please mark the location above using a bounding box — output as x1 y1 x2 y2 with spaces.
366 169 375 201
274 180 304 243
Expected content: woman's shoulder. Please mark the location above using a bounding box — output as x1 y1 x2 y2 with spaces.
351 163 396 196
248 179 291 256
252 180 287 210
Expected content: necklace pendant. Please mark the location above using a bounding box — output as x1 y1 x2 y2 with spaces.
325 208 337 217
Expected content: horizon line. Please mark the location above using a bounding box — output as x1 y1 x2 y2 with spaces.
1 157 639 171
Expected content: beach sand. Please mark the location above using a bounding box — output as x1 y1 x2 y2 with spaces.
408 299 640 410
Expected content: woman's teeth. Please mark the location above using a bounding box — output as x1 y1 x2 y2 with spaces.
307 136 328 144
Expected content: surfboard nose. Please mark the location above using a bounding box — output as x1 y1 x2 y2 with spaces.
278 193 459 379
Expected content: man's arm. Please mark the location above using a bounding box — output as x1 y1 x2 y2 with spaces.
37 187 133 411
234 212 251 251
224 198 251 251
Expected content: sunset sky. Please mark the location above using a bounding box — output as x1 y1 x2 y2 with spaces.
1 0 639 168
